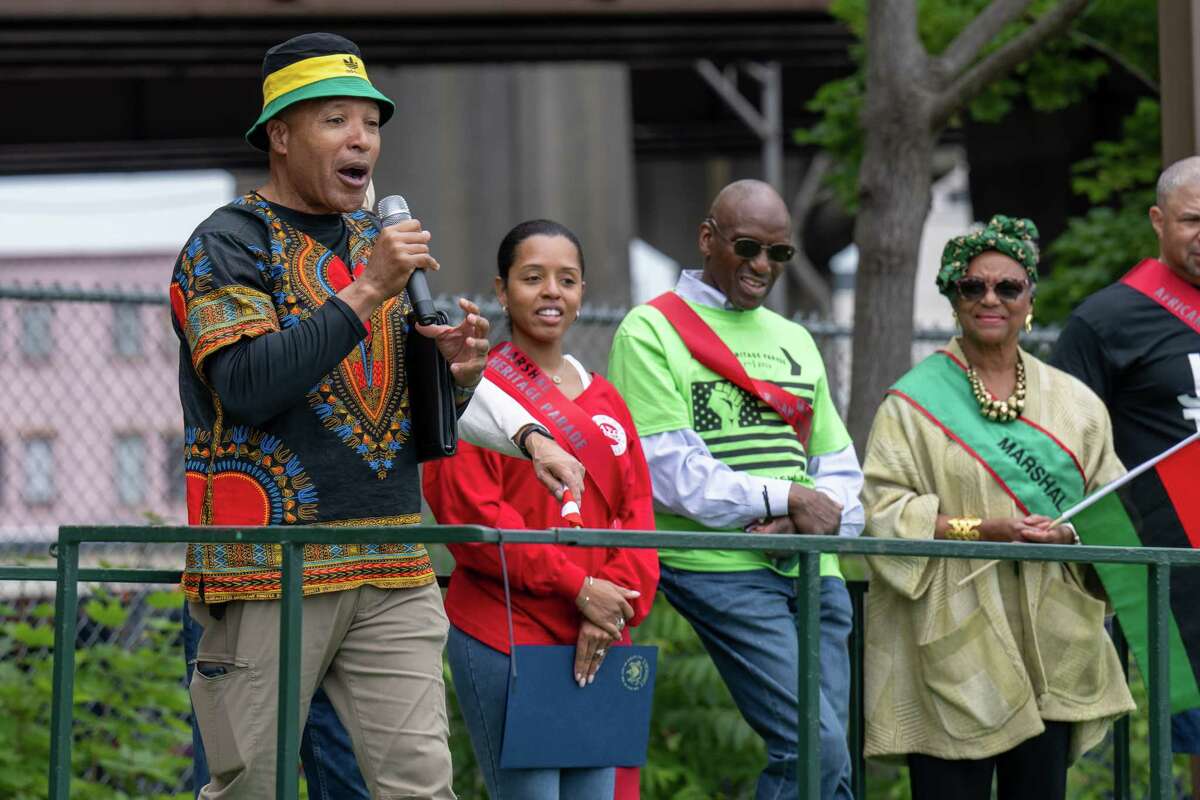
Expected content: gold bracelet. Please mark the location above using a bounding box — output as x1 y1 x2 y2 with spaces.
946 517 982 541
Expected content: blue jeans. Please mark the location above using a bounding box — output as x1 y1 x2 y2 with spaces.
182 603 368 799
658 565 854 800
446 625 617 799
1174 709 1200 754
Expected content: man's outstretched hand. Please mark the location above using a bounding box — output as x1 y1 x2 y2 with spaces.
414 297 490 388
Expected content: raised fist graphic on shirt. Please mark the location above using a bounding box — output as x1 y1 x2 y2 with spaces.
710 382 745 430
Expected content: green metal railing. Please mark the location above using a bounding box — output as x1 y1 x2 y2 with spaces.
24 525 1200 799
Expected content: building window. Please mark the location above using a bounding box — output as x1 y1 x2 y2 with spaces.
24 436 55 506
112 304 144 358
20 304 54 360
115 434 145 507
163 432 185 503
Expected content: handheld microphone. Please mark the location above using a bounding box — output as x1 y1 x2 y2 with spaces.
377 194 440 324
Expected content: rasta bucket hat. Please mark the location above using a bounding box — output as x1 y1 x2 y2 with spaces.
246 32 395 151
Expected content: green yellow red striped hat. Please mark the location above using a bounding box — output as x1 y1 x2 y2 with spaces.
246 32 395 152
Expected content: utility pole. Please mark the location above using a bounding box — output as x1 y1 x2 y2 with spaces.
1158 0 1200 165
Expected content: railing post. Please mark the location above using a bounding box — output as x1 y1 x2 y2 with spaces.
48 538 79 800
794 551 821 800
1112 618 1131 800
848 580 867 800
276 540 303 800
1148 561 1171 800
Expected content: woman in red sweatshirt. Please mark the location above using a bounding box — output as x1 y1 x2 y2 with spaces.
423 219 658 800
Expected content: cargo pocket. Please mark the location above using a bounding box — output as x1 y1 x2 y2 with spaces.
918 606 1030 740
1036 576 1109 705
190 658 262 782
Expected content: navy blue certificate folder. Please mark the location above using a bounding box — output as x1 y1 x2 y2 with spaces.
499 644 658 769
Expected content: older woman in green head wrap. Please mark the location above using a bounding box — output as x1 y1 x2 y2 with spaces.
859 215 1134 798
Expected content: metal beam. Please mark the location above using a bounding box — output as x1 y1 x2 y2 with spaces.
751 61 784 195
0 13 851 176
694 58 788 310
695 59 772 138
0 14 852 74
694 59 785 193
2 0 832 14
47 541 79 800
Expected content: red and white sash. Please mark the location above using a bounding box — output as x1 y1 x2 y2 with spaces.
1122 258 1200 336
485 342 624 520
648 291 814 446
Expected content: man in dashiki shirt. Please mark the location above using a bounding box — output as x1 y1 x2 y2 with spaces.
172 32 583 799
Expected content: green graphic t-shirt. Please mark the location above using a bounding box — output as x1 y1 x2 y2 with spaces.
608 296 850 576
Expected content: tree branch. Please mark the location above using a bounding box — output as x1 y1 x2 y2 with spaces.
930 0 1091 127
793 153 832 235
1069 29 1159 96
867 0 925 76
934 0 1034 80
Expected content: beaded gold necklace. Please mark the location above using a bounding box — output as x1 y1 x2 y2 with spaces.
966 358 1025 422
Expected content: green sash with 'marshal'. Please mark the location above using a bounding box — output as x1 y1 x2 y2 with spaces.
892 349 1200 712
889 349 1085 519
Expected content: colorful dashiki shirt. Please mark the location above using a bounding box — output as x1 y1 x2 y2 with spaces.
170 192 433 603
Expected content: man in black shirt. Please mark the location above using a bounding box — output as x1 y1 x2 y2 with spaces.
1052 155 1200 796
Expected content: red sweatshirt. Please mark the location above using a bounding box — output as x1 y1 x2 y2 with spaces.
423 373 659 653
425 371 658 800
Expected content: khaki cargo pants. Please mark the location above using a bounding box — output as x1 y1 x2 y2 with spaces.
189 582 455 800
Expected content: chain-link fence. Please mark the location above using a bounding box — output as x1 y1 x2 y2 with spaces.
0 282 1060 797
0 283 1061 551
0 281 1064 575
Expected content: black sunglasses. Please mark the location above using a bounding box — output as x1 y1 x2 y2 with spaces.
955 276 1029 302
706 218 796 263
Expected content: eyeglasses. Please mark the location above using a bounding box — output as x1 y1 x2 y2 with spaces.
706 218 796 263
955 276 1029 302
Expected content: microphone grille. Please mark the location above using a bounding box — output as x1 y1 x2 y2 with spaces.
377 194 410 221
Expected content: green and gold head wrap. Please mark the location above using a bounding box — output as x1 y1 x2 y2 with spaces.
937 214 1040 297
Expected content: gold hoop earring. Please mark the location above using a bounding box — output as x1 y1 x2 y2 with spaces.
1024 313 1033 333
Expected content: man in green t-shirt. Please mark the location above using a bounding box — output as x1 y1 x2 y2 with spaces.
609 179 862 799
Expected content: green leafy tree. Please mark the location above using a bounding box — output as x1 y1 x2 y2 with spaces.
633 596 763 799
795 1 1167 795
0 590 192 800
797 0 1165 445
1038 97 1161 321
799 0 1137 210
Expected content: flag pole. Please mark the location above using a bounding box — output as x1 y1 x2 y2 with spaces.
957 430 1200 587
1049 430 1200 527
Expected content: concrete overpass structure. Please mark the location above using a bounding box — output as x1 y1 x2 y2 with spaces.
0 1 852 306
